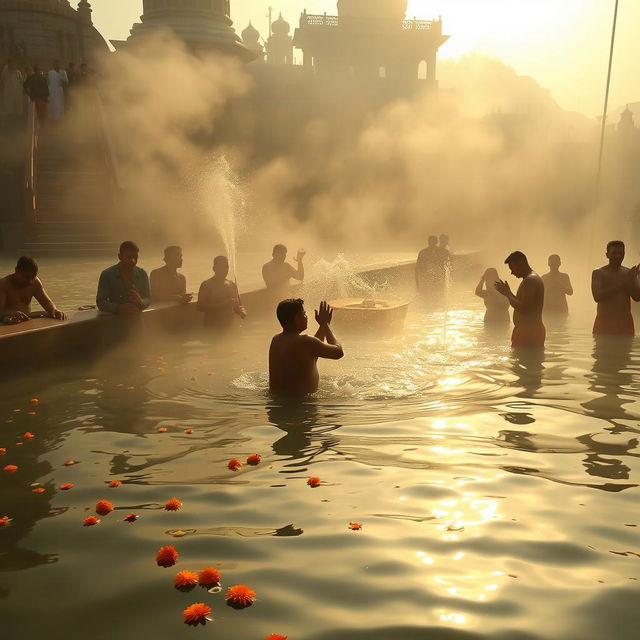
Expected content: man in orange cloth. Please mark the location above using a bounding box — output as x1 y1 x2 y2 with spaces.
495 251 545 348
591 240 640 336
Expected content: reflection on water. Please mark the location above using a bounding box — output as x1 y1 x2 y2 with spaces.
2 285 640 640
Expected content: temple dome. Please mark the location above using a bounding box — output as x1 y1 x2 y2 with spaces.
337 0 407 20
241 21 260 46
271 13 290 36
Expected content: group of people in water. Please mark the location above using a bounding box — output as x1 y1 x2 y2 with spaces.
1 238 640 395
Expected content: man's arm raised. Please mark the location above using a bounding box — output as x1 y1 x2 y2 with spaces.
311 301 343 359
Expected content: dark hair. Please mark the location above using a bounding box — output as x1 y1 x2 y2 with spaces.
119 240 139 253
164 245 181 258
213 255 228 267
505 251 527 264
273 244 287 254
16 255 38 273
276 298 304 328
607 240 625 251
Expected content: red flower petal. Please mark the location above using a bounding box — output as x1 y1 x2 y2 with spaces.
227 458 242 471
184 429 194 434
307 477 321 488
23 432 35 439
3 464 18 474
108 480 122 488
156 545 178 567
30 398 39 405
349 522 363 531
263 635 288 640
83 516 100 527
164 497 182 511
32 487 45 493
64 460 76 466
0 448 6 455
59 483 74 490
158 427 168 433
0 516 10 526
246 454 261 466
95 500 113 516
124 513 138 523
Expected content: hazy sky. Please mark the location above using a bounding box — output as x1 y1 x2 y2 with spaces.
88 0 639 117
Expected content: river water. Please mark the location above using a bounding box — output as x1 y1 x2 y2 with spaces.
1 274 639 640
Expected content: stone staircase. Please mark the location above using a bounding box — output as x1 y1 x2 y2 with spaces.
21 124 121 256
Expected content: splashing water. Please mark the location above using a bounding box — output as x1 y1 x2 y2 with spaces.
198 155 245 282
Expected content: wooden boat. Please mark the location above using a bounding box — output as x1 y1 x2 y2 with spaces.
329 298 409 331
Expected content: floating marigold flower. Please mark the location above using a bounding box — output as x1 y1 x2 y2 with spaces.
83 516 100 527
158 427 168 433
164 497 182 511
0 448 5 455
0 516 10 526
64 460 76 466
59 483 74 490
3 464 18 474
13 409 21 413
26 412 36 416
32 487 45 493
108 480 122 488
23 432 35 439
349 522 363 531
127 386 135 391
263 635 288 640
246 454 261 466
15 443 23 447
95 500 113 516
30 398 39 405
225 584 256 608
227 458 242 471
307 477 321 488
156 545 178 567
184 429 193 434
198 567 221 587
183 603 212 626
174 570 199 588
123 513 138 523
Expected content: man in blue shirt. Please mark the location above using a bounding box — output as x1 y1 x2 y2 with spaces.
97 241 151 314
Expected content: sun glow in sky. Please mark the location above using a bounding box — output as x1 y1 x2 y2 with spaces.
89 0 640 116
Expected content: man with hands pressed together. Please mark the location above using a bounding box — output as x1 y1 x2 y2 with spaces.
495 251 545 349
269 299 344 397
96 241 150 315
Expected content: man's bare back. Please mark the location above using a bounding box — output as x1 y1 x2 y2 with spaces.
269 300 343 397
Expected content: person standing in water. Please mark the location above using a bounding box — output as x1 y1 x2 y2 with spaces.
591 240 640 336
495 251 545 348
416 235 446 292
541 254 573 316
150 246 193 304
96 241 150 315
269 299 344 396
197 255 246 330
475 267 510 324
262 245 305 292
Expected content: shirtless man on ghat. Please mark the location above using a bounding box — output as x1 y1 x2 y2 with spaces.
592 240 640 336
495 251 545 348
0 256 66 324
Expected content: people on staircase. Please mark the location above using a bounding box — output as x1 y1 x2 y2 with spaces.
47 60 68 122
1 58 25 121
23 65 49 124
0 256 66 324
97 241 151 315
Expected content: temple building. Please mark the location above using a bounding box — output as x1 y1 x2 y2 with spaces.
265 13 294 65
113 0 254 61
293 0 448 83
0 0 108 65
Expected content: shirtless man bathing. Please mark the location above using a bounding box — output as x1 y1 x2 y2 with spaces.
592 240 640 336
495 251 545 348
0 256 66 324
269 299 344 396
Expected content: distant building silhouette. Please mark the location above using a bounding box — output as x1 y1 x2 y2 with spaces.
266 13 294 65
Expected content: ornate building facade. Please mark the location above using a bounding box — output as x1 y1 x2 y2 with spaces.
0 0 108 65
113 0 253 61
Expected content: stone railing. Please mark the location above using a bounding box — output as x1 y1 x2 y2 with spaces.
299 13 438 32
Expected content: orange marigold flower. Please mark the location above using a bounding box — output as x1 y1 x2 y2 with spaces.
59 483 74 490
183 603 211 626
307 477 321 488
108 480 122 488
156 545 178 567
246 454 261 466
158 427 168 433
95 500 113 516
349 522 363 531
26 412 36 416
0 516 10 526
13 409 21 413
198 567 221 587
0 448 6 455
263 635 288 640
184 429 193 434
64 460 76 466
30 398 39 405
174 570 199 588
225 584 256 608
164 497 182 511
23 432 35 439
123 513 138 523
32 487 45 493
3 464 18 474
227 458 242 471
83 516 100 527
15 443 23 447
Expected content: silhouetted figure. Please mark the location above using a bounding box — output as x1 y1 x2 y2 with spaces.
197 256 246 330
438 233 451 269
269 299 343 396
150 246 193 304
262 244 305 293
0 256 65 324
475 267 510 324
592 240 640 336
96 241 150 315
495 251 545 348
542 254 573 316
416 235 446 292
23 65 48 123
1 59 24 119
47 60 67 121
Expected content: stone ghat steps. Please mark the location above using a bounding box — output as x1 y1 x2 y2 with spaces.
21 241 120 256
